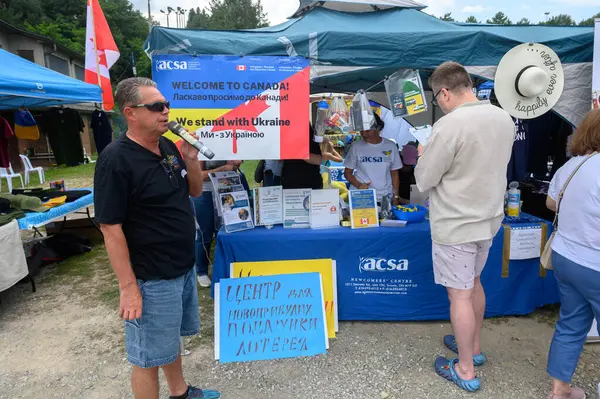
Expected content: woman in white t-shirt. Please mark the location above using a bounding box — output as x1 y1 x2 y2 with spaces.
344 113 402 205
545 109 600 399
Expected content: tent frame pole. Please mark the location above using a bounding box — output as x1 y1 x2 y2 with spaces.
90 0 104 112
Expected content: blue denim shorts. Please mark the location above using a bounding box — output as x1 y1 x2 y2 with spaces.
125 266 200 368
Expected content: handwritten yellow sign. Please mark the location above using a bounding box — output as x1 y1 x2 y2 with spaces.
231 259 338 338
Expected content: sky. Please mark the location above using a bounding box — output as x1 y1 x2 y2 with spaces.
137 0 599 28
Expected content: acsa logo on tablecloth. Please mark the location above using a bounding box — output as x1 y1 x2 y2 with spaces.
359 257 409 273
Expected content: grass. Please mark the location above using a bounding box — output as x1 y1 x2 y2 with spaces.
240 160 260 189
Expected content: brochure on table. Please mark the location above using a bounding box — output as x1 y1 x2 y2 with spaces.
283 189 311 228
253 186 283 226
348 189 379 229
210 171 253 233
310 189 340 229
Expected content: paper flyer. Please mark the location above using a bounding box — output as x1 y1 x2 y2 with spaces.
220 191 254 233
349 189 379 229
283 189 311 228
253 186 283 226
310 189 340 229
209 171 245 194
409 125 433 146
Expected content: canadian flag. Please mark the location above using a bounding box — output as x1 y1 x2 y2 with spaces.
85 0 119 110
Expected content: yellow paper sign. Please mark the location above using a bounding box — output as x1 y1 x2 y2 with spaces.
231 259 338 338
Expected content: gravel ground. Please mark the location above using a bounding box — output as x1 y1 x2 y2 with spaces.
1 253 599 399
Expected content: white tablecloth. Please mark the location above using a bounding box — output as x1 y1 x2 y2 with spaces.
0 219 28 292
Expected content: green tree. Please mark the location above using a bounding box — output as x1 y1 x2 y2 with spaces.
541 14 576 26
1 0 152 80
440 12 455 22
487 12 512 25
578 13 600 26
206 0 268 30
516 18 531 25
465 16 479 24
187 7 212 29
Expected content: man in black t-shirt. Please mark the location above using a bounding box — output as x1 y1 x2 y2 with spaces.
94 78 220 399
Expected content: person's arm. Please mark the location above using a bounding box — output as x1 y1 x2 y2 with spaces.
305 153 322 165
391 169 400 206
546 196 557 212
344 168 369 189
321 141 343 163
101 224 141 320
93 158 140 320
414 124 454 193
546 171 559 212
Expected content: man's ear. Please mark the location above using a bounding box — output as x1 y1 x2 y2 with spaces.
123 107 135 121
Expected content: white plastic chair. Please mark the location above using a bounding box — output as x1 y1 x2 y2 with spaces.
19 154 45 185
0 164 24 192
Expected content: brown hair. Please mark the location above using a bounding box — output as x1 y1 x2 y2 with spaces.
569 109 600 156
428 62 473 93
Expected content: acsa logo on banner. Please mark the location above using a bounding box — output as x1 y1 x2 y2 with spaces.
359 257 409 273
155 60 188 71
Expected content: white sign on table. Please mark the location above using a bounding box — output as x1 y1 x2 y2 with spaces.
310 189 340 229
509 226 542 260
253 186 283 226
283 189 311 228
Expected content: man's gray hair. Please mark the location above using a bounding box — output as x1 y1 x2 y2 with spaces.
115 77 157 113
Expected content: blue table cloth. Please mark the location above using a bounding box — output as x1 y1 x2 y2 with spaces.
18 189 94 230
213 217 559 321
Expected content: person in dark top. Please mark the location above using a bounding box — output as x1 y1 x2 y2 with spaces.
282 124 323 189
399 143 417 204
94 78 220 399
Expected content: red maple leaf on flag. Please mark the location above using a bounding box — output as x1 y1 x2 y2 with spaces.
211 98 270 154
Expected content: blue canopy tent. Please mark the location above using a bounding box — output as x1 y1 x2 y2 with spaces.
0 49 102 110
144 4 594 126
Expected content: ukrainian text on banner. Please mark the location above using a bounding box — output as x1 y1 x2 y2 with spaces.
153 55 310 160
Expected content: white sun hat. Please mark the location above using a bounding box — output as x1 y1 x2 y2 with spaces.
494 43 564 120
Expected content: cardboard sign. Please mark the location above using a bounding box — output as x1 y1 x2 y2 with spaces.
153 55 310 160
231 259 338 338
215 273 328 363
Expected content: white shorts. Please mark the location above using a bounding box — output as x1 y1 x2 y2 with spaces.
432 239 493 290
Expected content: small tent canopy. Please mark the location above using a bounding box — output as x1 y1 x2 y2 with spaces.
144 7 593 126
0 49 102 110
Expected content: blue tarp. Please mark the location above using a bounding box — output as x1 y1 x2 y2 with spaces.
144 8 593 68
0 49 102 110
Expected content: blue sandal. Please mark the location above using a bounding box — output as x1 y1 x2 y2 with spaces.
443 335 487 366
172 386 221 399
435 357 481 392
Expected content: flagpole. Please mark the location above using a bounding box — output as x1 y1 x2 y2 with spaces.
90 0 104 111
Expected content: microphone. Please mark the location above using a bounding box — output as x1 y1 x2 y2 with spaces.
167 121 215 160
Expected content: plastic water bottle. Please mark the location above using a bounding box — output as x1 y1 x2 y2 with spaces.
315 98 329 142
424 197 430 220
507 181 521 217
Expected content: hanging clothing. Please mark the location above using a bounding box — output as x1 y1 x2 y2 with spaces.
0 116 14 168
42 108 85 166
507 113 574 182
91 110 113 154
14 109 40 140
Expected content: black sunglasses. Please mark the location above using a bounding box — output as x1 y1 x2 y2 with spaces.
160 159 180 189
131 101 170 113
432 89 444 107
